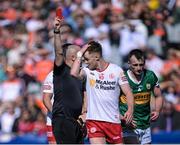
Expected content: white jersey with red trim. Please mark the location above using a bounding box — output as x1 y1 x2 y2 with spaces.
83 63 128 123
42 71 54 126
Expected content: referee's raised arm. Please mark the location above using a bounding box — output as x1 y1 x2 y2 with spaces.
54 17 64 66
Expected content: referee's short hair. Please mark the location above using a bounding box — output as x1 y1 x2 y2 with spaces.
62 43 73 57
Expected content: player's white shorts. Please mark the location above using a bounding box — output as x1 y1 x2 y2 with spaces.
123 127 151 144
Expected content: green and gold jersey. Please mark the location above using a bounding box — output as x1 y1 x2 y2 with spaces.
120 69 159 129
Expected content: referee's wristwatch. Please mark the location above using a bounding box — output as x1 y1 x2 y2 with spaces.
54 29 60 34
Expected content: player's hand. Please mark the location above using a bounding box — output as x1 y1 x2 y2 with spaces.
130 119 137 128
81 44 90 54
121 115 136 128
151 110 160 121
123 109 133 124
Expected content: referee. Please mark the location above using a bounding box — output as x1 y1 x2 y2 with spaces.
52 17 85 144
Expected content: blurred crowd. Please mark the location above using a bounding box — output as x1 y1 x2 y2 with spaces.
0 0 179 142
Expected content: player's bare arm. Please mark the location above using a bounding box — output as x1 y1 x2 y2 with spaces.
151 85 164 121
70 44 89 79
78 92 87 124
54 17 64 66
43 93 53 112
121 83 134 124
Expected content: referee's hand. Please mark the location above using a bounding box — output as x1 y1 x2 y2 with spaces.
77 114 87 138
54 17 63 31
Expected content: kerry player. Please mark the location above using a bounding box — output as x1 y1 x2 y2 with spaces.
120 49 163 144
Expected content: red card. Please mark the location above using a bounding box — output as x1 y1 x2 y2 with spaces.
56 7 63 19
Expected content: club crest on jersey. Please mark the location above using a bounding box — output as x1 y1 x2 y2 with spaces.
90 79 96 87
137 85 143 92
109 73 115 79
99 73 104 80
146 83 151 90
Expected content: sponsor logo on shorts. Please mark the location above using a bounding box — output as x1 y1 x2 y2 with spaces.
90 127 97 133
47 131 53 137
43 84 51 90
113 136 120 140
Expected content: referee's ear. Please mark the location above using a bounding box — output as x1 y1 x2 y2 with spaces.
72 54 76 61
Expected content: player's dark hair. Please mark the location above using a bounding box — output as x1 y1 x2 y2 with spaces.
62 43 73 57
128 49 145 61
87 41 103 57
